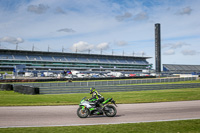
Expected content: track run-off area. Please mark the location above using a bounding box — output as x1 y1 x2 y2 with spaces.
0 100 200 128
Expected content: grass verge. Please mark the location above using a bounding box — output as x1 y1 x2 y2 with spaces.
0 119 200 133
0 88 200 106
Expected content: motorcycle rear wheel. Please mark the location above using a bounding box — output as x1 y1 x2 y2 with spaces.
104 105 117 117
77 107 89 118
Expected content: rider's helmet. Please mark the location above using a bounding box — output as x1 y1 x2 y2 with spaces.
90 87 95 94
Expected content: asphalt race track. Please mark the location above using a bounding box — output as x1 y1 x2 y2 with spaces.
0 100 200 128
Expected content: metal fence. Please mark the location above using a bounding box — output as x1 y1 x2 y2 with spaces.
39 83 200 94
16 77 197 88
13 77 199 94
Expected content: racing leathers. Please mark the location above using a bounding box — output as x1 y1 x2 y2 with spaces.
89 90 104 107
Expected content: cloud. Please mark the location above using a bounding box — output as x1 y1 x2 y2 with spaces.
115 41 128 46
71 41 94 52
133 12 148 21
163 49 175 55
162 42 191 55
55 7 66 14
162 43 171 49
0 36 24 44
57 28 75 33
115 11 148 22
177 6 192 15
96 42 109 50
1 0 200 66
181 49 199 55
27 4 49 14
70 41 109 52
162 42 190 49
171 42 190 49
115 12 132 22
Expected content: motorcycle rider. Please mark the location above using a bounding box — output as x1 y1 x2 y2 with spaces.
89 87 104 113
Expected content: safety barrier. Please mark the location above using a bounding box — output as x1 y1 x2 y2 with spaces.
0 84 13 91
16 77 197 88
39 83 200 94
13 85 39 95
1 77 197 94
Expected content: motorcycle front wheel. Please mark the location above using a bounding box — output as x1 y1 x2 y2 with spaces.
104 105 117 117
77 107 89 118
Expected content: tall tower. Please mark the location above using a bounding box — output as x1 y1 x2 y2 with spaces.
155 23 161 73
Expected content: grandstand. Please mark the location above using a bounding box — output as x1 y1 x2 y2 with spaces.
0 49 152 73
163 64 200 74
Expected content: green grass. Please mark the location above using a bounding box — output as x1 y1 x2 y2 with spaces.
1 88 200 106
0 119 200 133
0 71 12 74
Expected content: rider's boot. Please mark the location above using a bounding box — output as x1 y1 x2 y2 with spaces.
97 103 104 114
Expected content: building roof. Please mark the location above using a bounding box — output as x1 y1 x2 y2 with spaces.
0 49 151 60
163 64 200 72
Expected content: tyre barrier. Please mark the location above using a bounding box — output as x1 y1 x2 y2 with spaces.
13 85 40 95
0 76 156 83
0 84 13 91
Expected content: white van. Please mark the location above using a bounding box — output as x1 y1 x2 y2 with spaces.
24 72 33 77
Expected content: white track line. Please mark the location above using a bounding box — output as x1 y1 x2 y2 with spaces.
1 117 200 128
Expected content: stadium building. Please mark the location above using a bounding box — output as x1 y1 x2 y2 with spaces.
163 64 200 74
0 49 152 73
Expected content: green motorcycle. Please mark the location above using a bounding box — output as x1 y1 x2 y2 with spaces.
77 97 117 118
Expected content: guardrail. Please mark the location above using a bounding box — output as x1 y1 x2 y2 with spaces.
16 77 197 88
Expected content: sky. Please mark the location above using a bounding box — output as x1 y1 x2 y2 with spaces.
0 0 200 69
